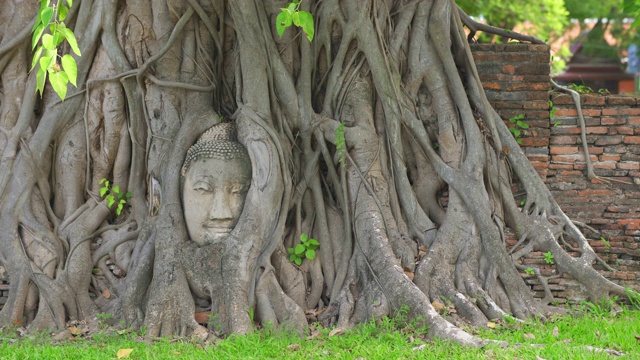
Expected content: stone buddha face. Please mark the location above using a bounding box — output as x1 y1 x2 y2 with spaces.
182 123 251 246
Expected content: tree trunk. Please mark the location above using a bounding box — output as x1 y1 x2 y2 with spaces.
0 0 628 345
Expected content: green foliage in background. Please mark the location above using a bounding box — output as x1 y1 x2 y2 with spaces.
457 0 569 42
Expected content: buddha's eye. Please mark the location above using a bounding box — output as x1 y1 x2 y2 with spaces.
193 182 212 193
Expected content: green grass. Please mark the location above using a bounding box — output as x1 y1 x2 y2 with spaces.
2 309 639 359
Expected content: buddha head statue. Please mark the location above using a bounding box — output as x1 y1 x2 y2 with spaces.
181 122 251 246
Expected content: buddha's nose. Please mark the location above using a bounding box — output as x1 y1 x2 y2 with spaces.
208 190 233 221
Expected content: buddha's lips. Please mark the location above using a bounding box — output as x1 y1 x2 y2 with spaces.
202 222 233 233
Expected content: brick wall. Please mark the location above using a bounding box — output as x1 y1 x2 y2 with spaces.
548 94 640 298
471 43 552 179
473 43 640 302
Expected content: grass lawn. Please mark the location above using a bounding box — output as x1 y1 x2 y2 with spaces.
1 307 639 359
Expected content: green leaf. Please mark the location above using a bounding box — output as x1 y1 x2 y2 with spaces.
517 121 529 129
49 70 69 100
59 5 69 21
61 28 81 56
35 68 47 96
99 178 106 184
42 33 55 50
31 46 44 71
100 186 108 197
305 249 315 260
116 202 124 216
61 54 77 86
287 2 297 12
291 11 300 27
112 185 120 194
32 6 44 33
297 11 314 41
300 233 308 242
287 247 294 255
32 24 45 50
66 0 73 8
39 55 54 72
126 192 132 198
276 11 292 37
309 239 319 246
52 31 64 47
106 194 115 208
41 6 54 27
294 257 302 266
289 254 296 262
295 244 305 255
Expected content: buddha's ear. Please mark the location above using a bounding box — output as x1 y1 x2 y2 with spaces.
248 140 272 192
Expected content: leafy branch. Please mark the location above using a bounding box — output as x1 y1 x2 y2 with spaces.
508 114 528 144
276 0 314 42
288 233 319 266
99 179 131 216
31 0 81 100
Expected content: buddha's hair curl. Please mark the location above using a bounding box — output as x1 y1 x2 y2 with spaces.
181 122 250 176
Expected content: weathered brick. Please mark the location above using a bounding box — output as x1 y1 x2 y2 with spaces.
578 189 617 197
581 95 606 106
601 117 627 125
603 108 640 116
555 108 577 117
523 100 551 109
501 64 516 74
473 53 500 62
550 146 578 155
519 137 549 147
624 136 640 144
593 161 617 169
600 154 621 161
595 136 623 146
516 64 550 76
607 96 637 106
551 94 574 105
619 220 640 230
506 83 550 92
586 127 609 134
618 162 640 170
550 136 578 145
612 127 635 135
587 147 604 155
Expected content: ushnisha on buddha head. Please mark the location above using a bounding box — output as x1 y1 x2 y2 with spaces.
181 122 251 246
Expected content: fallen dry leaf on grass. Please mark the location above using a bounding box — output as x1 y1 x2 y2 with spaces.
117 349 133 359
68 326 82 336
432 301 445 314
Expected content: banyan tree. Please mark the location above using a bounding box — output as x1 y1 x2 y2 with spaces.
0 0 630 345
